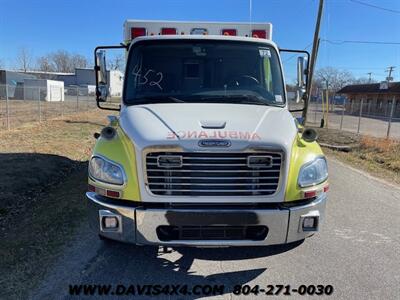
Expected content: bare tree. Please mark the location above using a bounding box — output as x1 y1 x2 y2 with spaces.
314 67 355 92
108 54 125 71
49 50 88 73
71 54 88 70
16 47 33 72
51 50 72 73
353 77 377 84
37 55 54 73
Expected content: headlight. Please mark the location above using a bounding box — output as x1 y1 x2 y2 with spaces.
298 157 328 187
89 156 125 185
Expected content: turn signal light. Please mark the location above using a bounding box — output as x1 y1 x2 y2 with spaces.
252 29 267 39
106 190 121 198
303 184 329 199
304 190 317 199
131 27 146 39
88 184 121 199
88 184 96 192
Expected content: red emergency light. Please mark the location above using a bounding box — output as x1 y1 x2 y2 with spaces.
222 29 237 36
131 27 146 39
252 29 267 39
161 27 177 35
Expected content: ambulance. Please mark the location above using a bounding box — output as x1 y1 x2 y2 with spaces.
87 20 328 247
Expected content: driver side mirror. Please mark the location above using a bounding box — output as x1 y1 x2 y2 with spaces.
295 56 307 103
94 44 127 111
96 50 109 102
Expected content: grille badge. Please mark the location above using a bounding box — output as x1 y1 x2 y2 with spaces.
247 155 273 168
157 155 183 168
198 139 231 147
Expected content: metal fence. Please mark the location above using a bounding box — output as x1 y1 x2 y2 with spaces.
1 83 399 140
306 98 400 140
0 84 98 130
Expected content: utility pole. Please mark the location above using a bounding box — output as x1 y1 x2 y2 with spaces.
386 66 395 82
303 0 324 124
367 72 372 83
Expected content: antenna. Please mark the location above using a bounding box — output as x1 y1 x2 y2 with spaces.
249 0 253 30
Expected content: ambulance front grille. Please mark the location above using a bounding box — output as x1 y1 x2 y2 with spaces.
145 151 282 196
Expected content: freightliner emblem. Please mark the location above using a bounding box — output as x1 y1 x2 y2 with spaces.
198 139 232 147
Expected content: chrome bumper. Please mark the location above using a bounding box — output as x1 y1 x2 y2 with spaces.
87 192 327 246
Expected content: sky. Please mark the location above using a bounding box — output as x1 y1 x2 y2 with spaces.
0 0 399 82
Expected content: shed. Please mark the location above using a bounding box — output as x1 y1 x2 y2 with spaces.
24 79 65 101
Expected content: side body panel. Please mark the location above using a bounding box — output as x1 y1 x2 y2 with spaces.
89 126 141 201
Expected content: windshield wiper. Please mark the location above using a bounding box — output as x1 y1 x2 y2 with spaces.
196 94 276 106
126 96 185 105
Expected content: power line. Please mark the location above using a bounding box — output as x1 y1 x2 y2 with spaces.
322 39 400 45
332 67 388 70
282 42 313 63
349 0 400 14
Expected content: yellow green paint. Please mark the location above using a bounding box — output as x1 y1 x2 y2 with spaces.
285 133 327 201
90 118 326 202
89 122 141 201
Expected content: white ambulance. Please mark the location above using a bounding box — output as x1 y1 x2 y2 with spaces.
87 20 328 247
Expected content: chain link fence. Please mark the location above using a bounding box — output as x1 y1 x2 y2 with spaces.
0 84 98 130
1 83 399 140
306 96 400 140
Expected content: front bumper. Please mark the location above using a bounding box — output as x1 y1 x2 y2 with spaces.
87 192 327 246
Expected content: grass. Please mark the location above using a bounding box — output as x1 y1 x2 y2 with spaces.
0 109 113 299
0 97 97 130
314 127 400 185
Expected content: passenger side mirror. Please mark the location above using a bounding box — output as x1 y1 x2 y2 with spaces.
96 50 108 102
297 56 306 89
94 44 127 111
294 56 307 103
296 56 307 103
279 48 310 112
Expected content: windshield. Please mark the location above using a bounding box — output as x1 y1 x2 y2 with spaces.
124 40 285 106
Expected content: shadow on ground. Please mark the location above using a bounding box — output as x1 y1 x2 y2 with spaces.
0 153 85 213
73 239 303 299
0 153 89 299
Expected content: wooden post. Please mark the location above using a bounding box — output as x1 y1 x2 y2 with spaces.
340 98 345 130
386 96 396 139
5 84 10 130
357 98 364 134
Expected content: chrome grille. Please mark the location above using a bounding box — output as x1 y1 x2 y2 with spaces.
145 151 282 196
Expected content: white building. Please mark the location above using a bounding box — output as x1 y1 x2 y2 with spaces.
23 68 124 98
24 79 64 101
60 68 123 97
